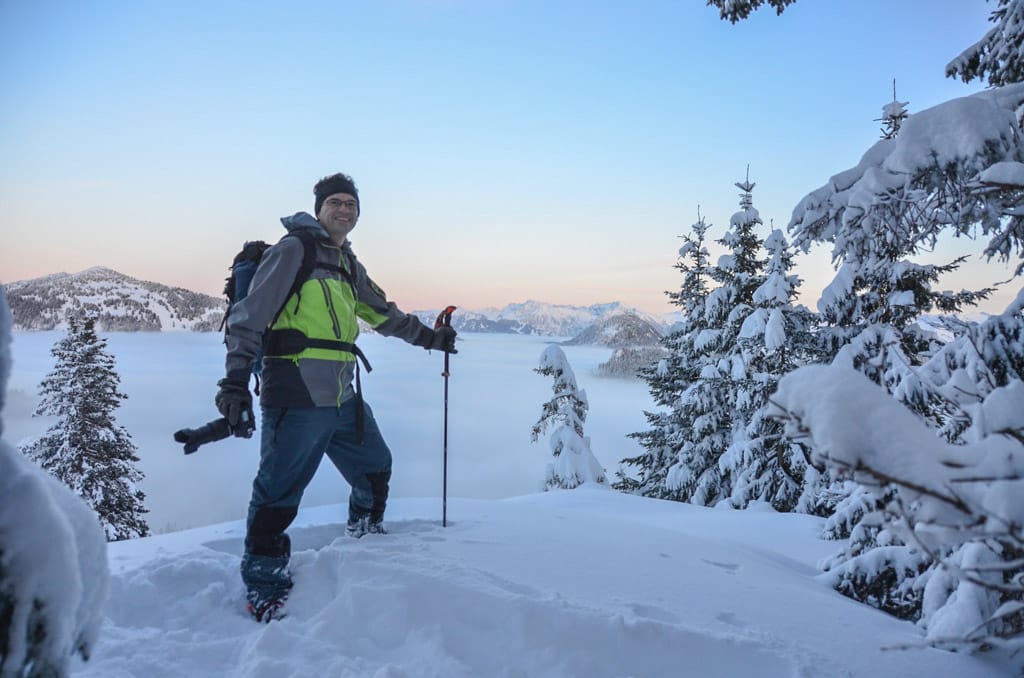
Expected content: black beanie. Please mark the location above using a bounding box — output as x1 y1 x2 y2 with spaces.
314 173 360 217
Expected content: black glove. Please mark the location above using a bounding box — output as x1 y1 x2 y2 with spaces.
215 377 253 433
428 326 458 353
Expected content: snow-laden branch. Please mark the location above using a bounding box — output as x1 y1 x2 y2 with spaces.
946 0 1024 88
705 0 797 24
768 363 1024 649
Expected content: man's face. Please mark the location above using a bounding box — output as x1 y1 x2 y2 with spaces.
317 192 359 244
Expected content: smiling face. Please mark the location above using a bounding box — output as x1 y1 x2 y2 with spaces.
316 192 359 245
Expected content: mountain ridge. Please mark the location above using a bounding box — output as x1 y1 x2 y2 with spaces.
3 268 673 337
413 301 670 337
3 267 225 331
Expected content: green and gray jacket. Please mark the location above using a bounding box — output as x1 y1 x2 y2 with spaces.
225 212 435 408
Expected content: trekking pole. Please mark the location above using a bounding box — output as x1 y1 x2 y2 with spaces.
434 305 457 527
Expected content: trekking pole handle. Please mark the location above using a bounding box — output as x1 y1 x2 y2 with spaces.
434 305 456 377
434 305 456 329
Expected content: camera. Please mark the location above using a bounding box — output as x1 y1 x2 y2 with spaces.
173 409 255 455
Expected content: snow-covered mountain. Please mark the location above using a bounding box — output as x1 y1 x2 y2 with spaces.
563 312 664 348
432 309 535 334
559 312 667 378
4 268 670 338
496 300 628 336
415 301 668 337
3 267 224 332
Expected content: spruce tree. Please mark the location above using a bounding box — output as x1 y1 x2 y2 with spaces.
722 227 829 513
712 0 1024 653
625 178 834 512
666 173 768 506
619 210 713 497
21 312 149 540
787 56 1023 647
532 345 606 490
789 97 964 623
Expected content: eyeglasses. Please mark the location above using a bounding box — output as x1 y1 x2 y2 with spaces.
325 198 358 210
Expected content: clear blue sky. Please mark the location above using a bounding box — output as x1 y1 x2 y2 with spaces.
1 0 1009 314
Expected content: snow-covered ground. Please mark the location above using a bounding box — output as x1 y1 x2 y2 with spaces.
4 331 1014 676
71 491 1004 677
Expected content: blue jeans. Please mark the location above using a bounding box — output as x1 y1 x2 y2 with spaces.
241 398 392 600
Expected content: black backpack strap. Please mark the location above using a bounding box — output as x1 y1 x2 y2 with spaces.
263 328 372 372
273 230 356 316
271 231 317 323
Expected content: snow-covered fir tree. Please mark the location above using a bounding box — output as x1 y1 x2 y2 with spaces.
663 173 768 507
721 227 830 513
705 0 1024 659
618 210 714 498
21 311 149 541
727 1 1024 653
0 289 109 677
625 181 831 513
785 95 1011 645
531 345 606 490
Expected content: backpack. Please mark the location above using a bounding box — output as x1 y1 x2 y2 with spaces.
220 230 370 384
221 230 333 376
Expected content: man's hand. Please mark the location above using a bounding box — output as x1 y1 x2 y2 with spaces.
215 377 252 431
428 326 458 353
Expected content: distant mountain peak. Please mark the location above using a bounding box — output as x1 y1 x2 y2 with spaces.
412 300 670 338
562 312 665 348
4 268 224 332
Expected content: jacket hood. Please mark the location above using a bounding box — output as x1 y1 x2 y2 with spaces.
280 212 329 238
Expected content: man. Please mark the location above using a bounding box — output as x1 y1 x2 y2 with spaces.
215 173 457 622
